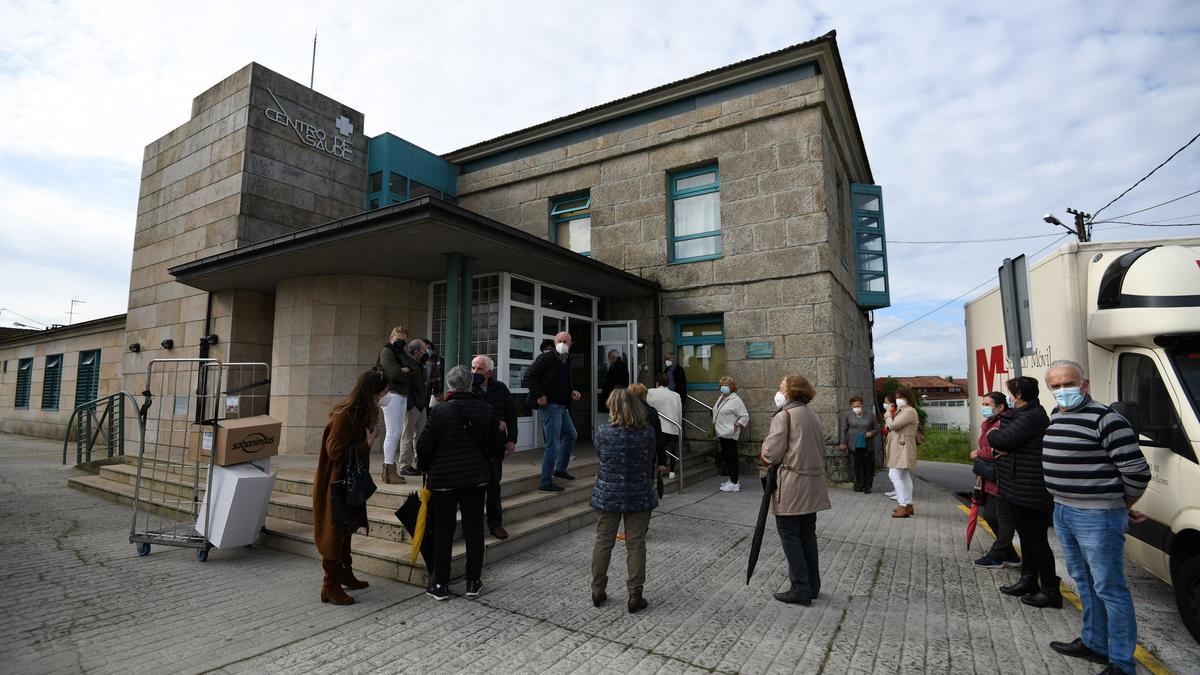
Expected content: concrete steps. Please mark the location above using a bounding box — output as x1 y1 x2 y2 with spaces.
68 445 719 585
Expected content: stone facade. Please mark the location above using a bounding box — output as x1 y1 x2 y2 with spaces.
270 276 428 454
0 317 127 438
455 70 876 473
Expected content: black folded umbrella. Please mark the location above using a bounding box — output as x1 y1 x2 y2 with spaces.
395 492 434 572
747 464 779 585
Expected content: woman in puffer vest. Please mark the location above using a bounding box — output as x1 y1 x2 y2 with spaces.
589 388 658 614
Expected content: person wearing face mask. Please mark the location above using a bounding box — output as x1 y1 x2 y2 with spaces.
395 339 431 482
838 396 879 493
662 354 688 406
601 350 630 410
884 387 919 517
471 354 518 540
645 374 683 479
524 330 583 492
378 327 417 485
1041 360 1150 675
312 369 388 605
969 392 1020 569
759 375 831 604
712 376 750 492
987 376 1059 609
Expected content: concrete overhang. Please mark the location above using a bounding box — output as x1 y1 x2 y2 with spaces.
168 197 659 299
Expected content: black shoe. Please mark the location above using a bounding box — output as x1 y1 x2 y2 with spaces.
1021 590 1063 609
465 579 482 598
426 583 449 601
553 471 576 480
1049 638 1108 665
399 465 421 476
863 488 872 494
1000 574 1038 596
773 591 812 605
973 555 1005 569
592 591 607 607
490 526 509 540
538 483 564 492
628 594 648 613
1003 552 1022 568
1095 666 1130 675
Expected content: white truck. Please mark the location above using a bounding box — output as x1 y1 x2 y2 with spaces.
964 237 1200 641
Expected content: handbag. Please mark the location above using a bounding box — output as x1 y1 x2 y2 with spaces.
972 457 997 482
331 442 376 524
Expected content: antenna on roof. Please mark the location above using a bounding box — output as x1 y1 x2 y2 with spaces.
310 29 317 89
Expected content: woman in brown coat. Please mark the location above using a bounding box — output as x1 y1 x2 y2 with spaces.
885 385 920 518
760 374 831 605
313 369 388 605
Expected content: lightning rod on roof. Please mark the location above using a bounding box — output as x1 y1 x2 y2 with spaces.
310 29 317 89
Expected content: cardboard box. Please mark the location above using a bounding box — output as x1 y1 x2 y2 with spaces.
191 415 281 466
196 463 273 548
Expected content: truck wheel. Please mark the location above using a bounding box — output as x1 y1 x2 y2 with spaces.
1175 553 1200 643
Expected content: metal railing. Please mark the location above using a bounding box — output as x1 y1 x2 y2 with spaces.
62 392 141 465
658 414 685 494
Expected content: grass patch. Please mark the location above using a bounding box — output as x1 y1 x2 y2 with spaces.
918 427 972 464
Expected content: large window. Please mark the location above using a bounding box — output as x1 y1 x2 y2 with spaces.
15 358 32 409
1119 352 1193 461
851 183 890 309
75 350 101 407
669 165 721 263
550 192 591 256
674 316 725 390
41 354 63 410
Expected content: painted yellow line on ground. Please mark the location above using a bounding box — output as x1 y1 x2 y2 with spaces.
955 502 1172 675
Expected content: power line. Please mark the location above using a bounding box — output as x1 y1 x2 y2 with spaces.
874 234 1070 343
889 233 1062 245
1096 220 1200 228
1092 187 1200 222
1090 130 1200 220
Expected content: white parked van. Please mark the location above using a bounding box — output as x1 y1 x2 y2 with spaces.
964 237 1200 641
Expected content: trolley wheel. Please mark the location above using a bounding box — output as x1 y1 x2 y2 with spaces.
136 543 150 557
196 547 210 562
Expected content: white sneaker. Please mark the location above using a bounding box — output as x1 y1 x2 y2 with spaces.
668 472 677 480
719 480 731 489
720 482 741 492
885 490 897 498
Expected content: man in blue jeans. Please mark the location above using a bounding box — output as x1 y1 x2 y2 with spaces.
524 330 581 492
1041 360 1150 675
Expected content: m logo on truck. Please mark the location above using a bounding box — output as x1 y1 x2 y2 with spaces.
976 344 1008 396
231 432 275 454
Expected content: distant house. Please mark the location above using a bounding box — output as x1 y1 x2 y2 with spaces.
874 375 969 431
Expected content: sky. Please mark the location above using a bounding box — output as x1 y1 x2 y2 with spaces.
1 1 1197 377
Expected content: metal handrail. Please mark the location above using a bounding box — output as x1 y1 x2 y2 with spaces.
658 414 685 494
62 391 142 465
687 393 714 411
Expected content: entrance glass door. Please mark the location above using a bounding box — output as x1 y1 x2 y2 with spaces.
594 320 638 430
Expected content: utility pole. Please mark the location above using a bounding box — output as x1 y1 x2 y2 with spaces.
68 297 86 325
1066 207 1092 242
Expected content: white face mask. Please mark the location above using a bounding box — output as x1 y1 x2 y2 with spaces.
852 406 863 415
555 342 569 355
774 391 787 408
664 360 673 368
896 398 908 409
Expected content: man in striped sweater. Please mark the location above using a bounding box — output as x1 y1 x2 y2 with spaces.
1042 359 1150 675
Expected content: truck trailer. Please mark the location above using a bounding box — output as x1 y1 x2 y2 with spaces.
964 237 1200 641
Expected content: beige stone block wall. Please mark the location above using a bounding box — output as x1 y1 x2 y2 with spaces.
0 318 128 439
270 275 428 454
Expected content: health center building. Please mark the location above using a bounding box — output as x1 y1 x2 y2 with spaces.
0 30 890 477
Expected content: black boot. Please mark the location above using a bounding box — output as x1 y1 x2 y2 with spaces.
1021 589 1063 608
1000 573 1038 596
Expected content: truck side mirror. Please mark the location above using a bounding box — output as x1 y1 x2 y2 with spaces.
1111 401 1139 438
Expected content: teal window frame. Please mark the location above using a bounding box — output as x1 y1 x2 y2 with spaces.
14 358 32 409
550 191 592 256
75 350 101 407
668 164 722 264
851 183 890 309
41 354 62 410
674 315 725 390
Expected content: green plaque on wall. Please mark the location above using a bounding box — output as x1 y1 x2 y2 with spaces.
746 341 774 359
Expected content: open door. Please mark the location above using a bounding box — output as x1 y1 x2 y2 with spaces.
595 320 638 429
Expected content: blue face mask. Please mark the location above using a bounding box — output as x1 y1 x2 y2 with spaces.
1005 395 1015 408
1053 386 1084 409
981 406 994 419
720 385 731 395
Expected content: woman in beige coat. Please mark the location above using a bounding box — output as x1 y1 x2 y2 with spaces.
760 374 831 605
885 385 920 518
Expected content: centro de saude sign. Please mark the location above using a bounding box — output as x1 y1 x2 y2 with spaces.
265 88 353 161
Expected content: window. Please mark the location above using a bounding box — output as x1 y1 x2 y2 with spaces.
851 183 890 309
368 171 383 193
674 316 725 390
550 192 591 256
669 165 721 263
41 354 63 410
1119 352 1193 461
75 350 101 407
15 358 32 409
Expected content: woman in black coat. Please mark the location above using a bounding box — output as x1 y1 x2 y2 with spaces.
985 376 1061 608
416 365 503 601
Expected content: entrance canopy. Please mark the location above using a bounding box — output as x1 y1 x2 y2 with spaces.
168 196 659 300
